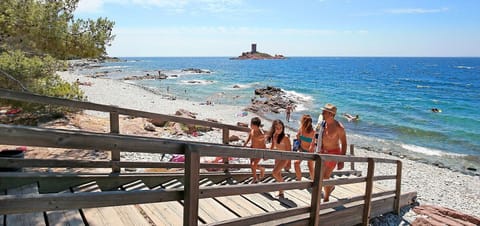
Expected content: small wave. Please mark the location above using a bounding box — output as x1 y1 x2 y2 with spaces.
283 89 314 102
224 83 253 90
416 85 430 89
401 144 466 157
294 103 309 112
180 80 216 85
455 66 473 69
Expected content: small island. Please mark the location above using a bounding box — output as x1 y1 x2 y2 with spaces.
230 43 286 60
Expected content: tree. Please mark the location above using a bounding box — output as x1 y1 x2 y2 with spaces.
0 0 115 111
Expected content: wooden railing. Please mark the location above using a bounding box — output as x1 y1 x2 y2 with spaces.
0 124 406 225
0 89 411 225
0 88 250 172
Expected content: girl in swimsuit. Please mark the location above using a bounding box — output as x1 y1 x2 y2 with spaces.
294 115 315 181
244 117 266 183
267 119 291 198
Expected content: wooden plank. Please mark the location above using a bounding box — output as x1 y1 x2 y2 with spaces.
209 179 266 217
72 181 151 226
0 88 250 133
46 189 85 226
309 157 324 226
350 144 355 170
6 183 46 226
394 160 402 214
362 158 375 225
274 191 417 226
236 178 288 213
110 112 121 173
122 180 196 226
0 190 4 226
184 144 200 226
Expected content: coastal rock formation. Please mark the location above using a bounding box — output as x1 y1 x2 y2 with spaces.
182 68 211 73
123 71 168 80
245 86 296 114
231 43 286 60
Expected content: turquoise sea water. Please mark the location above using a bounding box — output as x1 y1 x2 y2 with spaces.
80 57 480 174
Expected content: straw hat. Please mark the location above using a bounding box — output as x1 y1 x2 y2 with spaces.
322 103 337 115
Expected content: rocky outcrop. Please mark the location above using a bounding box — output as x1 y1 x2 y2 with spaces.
123 71 168 80
231 52 286 60
245 86 296 114
182 68 211 73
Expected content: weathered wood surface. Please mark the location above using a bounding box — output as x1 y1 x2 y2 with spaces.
6 184 46 226
72 181 151 226
46 189 85 226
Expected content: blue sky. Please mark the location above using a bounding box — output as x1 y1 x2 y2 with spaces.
75 0 480 57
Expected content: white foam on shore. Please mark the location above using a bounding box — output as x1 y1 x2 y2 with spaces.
401 144 466 157
283 89 314 102
180 80 216 85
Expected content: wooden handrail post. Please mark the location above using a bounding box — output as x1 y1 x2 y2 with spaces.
222 128 230 173
394 160 403 215
363 158 375 225
350 144 355 170
309 154 324 226
110 112 120 173
184 144 200 226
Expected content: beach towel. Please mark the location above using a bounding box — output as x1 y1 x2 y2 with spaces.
314 114 325 153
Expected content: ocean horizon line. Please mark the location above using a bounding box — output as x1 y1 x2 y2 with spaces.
110 55 480 58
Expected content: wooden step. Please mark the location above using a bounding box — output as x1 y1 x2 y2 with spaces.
46 189 85 226
122 180 196 226
72 181 151 226
6 183 46 226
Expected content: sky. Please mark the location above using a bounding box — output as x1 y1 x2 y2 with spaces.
75 0 480 57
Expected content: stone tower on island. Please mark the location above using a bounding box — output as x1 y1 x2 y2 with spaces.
230 43 285 60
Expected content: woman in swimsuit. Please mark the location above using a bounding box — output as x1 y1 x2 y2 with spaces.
294 115 315 181
267 119 291 198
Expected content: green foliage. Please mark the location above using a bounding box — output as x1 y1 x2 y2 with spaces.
0 0 115 59
0 0 114 114
0 50 84 111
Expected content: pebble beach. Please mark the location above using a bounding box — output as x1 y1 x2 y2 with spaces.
58 70 480 224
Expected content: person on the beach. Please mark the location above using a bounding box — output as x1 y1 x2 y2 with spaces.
285 104 293 122
294 114 315 180
310 103 347 202
343 113 359 122
244 117 266 183
268 119 292 198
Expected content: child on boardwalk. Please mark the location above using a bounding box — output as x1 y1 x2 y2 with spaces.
244 117 266 183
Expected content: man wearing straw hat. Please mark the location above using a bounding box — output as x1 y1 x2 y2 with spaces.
310 103 347 202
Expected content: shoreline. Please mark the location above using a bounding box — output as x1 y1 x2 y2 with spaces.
57 70 480 220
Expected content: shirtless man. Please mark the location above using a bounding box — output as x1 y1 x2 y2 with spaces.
310 103 347 202
244 117 266 183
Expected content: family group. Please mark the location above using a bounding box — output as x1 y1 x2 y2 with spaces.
244 103 347 202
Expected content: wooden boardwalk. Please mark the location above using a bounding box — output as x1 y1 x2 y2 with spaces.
0 88 417 225
0 173 416 226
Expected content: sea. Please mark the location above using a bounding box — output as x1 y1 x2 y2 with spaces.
78 57 480 175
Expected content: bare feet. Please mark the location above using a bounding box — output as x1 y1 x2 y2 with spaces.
277 193 285 199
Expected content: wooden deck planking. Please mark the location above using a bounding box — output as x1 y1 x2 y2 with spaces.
6 183 46 226
46 189 85 226
122 180 198 226
0 190 4 226
209 181 267 217
72 181 151 226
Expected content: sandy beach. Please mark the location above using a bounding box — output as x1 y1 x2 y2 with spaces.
56 70 479 223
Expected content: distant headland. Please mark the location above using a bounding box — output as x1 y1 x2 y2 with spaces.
230 43 286 60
